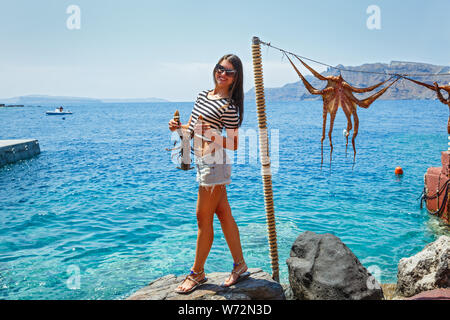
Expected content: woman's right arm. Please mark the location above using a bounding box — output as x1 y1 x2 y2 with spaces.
169 115 193 142
169 115 192 131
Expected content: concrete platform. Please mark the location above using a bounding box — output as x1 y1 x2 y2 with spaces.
0 139 41 166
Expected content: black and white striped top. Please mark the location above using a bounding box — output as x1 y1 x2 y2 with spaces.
188 90 240 135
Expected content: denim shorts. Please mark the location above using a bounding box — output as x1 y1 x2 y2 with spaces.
195 151 232 187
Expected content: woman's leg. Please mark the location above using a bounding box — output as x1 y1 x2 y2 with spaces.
192 185 225 270
215 186 247 286
177 185 224 292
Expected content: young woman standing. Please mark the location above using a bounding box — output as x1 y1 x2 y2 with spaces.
168 54 248 293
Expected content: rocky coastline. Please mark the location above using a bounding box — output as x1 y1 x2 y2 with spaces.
245 60 450 102
126 233 449 300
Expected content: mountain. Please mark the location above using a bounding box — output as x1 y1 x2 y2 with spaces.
1 95 102 106
0 95 169 106
101 98 169 103
245 61 450 101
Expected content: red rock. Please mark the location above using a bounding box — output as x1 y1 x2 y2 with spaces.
441 151 449 176
424 167 446 212
423 151 450 224
407 288 450 300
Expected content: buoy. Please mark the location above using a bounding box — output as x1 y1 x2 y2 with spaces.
395 166 403 175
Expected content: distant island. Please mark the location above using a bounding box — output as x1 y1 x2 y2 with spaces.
245 61 450 101
0 95 170 106
3 61 449 106
101 98 170 103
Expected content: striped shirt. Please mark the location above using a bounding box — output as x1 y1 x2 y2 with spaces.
188 90 240 136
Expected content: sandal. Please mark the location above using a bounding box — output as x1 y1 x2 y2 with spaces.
174 269 208 294
221 260 250 287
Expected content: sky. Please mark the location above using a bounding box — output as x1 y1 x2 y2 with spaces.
0 0 449 101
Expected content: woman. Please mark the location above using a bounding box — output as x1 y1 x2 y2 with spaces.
168 54 249 294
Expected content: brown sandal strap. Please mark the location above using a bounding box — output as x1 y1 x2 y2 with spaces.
231 262 247 276
186 276 200 285
190 269 204 276
181 270 205 285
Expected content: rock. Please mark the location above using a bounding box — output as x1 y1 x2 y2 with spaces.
380 283 405 300
407 288 450 300
126 268 285 300
286 231 384 300
397 235 450 297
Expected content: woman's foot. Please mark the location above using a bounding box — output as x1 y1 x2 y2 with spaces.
221 260 250 287
175 269 207 294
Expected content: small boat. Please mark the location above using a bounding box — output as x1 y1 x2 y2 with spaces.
46 108 73 115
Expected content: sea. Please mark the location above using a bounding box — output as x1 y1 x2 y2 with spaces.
0 99 449 299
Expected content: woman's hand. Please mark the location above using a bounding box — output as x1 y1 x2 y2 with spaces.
168 119 181 132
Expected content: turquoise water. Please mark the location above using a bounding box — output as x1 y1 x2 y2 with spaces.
0 100 449 300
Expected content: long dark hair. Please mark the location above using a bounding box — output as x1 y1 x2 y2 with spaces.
213 54 244 128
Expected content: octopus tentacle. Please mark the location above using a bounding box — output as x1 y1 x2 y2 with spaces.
294 55 327 81
406 78 450 134
434 83 450 106
286 54 323 95
352 77 400 108
403 77 437 91
433 83 450 134
322 87 335 95
351 110 359 162
340 100 353 156
328 108 338 164
343 76 394 93
321 107 327 166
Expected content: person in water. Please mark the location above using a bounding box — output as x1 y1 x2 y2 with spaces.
168 54 248 293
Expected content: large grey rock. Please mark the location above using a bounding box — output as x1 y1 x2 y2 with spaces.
397 235 450 297
286 231 384 300
126 268 285 300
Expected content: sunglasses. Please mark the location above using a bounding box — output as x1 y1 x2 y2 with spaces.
215 64 237 76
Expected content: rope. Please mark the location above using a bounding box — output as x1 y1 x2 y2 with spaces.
252 37 280 283
258 39 450 78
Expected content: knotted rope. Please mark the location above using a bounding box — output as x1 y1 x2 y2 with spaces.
252 36 279 282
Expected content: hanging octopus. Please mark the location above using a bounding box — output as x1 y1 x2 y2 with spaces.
404 77 450 134
285 54 400 165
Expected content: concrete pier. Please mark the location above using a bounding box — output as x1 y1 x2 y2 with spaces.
0 140 41 166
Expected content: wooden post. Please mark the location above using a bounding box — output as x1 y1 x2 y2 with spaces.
251 36 280 282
